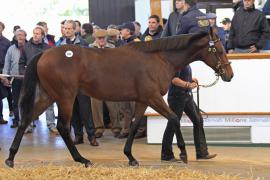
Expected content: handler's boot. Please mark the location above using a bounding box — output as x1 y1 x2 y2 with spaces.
196 154 217 160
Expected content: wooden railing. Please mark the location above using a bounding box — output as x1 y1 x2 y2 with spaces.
227 53 270 59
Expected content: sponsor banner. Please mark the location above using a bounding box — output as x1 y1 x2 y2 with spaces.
180 115 270 126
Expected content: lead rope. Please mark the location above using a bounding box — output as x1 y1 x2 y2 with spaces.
199 74 219 88
195 74 220 119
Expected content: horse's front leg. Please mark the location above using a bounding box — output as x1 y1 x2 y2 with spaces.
124 102 147 166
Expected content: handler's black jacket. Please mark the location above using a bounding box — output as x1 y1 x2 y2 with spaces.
228 6 270 50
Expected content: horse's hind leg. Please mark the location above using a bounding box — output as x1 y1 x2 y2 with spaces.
5 87 53 168
148 94 188 163
124 102 147 166
56 101 92 167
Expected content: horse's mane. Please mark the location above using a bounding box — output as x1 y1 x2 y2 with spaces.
125 32 208 52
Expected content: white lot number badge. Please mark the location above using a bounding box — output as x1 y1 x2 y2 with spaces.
65 50 74 58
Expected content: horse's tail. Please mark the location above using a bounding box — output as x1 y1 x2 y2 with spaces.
19 52 43 122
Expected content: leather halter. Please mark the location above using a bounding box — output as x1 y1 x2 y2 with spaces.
208 37 231 76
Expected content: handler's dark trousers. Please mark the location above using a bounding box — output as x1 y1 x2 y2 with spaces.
161 93 209 160
71 93 96 140
12 79 23 124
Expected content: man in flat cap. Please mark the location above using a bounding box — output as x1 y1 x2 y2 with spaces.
90 29 114 48
107 28 122 47
90 29 123 138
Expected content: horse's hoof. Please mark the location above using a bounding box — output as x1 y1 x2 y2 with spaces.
129 160 139 166
84 161 93 168
5 159 14 168
180 154 188 164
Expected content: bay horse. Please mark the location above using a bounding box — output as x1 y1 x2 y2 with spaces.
5 27 233 168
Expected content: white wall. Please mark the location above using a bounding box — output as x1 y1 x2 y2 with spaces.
191 59 270 112
0 0 89 40
145 59 270 114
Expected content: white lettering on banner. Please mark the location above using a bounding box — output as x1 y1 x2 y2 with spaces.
178 115 270 126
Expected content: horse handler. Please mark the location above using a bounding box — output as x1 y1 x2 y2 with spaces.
161 0 217 162
161 66 217 161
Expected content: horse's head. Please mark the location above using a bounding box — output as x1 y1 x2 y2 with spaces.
200 27 234 82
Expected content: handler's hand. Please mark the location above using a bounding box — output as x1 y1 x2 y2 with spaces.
192 77 198 85
1 77 11 87
187 82 198 89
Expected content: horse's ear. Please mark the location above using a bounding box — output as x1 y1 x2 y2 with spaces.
209 26 217 39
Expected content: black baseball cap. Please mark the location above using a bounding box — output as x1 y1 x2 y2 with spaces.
221 18 231 24
118 22 135 32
